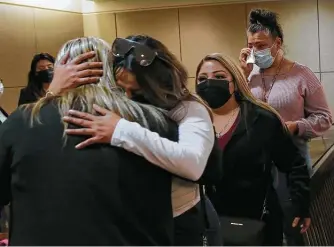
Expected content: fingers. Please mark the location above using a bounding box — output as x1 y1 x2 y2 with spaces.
59 52 70 65
68 110 96 121
75 77 101 86
93 104 110 116
76 61 103 72
241 48 251 55
292 217 300 228
75 137 99 149
240 48 251 62
301 218 311 233
63 116 93 128
71 51 96 65
65 128 95 136
76 69 103 78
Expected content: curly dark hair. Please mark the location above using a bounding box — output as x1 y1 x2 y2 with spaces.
247 9 284 43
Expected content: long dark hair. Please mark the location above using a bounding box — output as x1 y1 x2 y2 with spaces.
112 35 212 119
26 53 55 97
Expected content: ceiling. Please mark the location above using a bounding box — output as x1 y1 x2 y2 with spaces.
83 0 281 13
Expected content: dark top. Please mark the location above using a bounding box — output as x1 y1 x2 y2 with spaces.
18 88 39 106
207 101 310 220
218 114 239 150
0 101 178 246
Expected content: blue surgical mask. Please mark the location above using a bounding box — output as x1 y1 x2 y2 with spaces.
254 45 276 69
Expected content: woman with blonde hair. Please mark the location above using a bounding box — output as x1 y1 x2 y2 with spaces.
48 35 222 246
195 52 310 246
0 37 180 245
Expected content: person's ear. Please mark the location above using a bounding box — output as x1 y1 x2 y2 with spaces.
276 38 282 49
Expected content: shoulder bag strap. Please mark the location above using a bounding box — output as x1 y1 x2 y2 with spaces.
260 146 274 220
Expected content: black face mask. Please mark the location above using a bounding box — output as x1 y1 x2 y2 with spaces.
35 68 53 83
196 79 232 109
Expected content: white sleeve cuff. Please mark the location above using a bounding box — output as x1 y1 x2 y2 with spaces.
110 118 133 147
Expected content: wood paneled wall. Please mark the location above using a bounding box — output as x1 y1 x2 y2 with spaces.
83 0 334 112
1 0 334 113
0 3 83 113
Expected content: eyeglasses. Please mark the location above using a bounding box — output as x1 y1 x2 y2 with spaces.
111 38 167 67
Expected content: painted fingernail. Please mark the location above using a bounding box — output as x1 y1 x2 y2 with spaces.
68 110 75 113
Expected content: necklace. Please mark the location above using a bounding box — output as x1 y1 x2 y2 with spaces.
260 57 284 102
216 107 240 138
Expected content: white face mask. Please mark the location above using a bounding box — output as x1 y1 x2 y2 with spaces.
0 80 3 98
254 44 277 69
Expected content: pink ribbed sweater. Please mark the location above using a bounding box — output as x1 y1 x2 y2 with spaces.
248 63 332 139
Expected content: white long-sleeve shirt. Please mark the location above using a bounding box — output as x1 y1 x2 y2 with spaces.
111 100 214 217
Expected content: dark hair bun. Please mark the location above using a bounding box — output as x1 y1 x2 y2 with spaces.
249 9 278 27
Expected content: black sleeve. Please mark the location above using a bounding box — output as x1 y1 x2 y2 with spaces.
270 116 310 218
18 88 26 106
196 135 223 185
18 89 36 106
0 115 14 206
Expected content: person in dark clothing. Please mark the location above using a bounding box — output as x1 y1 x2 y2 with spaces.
195 53 311 246
18 53 55 106
0 37 178 246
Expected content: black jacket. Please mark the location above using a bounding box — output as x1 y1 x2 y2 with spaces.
18 88 39 106
0 102 178 246
208 101 310 220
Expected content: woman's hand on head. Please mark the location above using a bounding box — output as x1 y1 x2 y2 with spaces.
48 51 103 95
63 104 121 149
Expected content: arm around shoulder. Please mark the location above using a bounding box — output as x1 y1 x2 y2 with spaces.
111 101 215 181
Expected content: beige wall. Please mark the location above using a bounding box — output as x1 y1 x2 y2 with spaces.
83 0 334 112
1 0 333 113
0 3 84 113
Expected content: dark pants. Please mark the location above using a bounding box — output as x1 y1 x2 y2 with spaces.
276 171 306 246
263 209 284 246
174 197 222 246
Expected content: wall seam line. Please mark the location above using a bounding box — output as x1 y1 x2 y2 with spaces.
316 0 322 81
33 8 38 53
114 13 118 37
177 8 183 61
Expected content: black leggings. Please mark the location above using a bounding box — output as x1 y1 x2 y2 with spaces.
174 196 222 246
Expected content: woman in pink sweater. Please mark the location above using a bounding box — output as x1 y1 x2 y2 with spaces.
239 8 332 245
